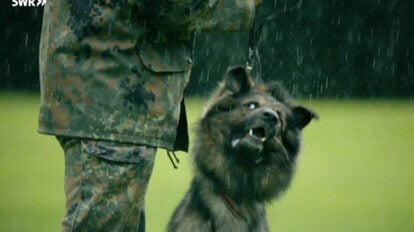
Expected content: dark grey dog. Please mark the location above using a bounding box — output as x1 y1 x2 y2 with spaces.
167 67 317 232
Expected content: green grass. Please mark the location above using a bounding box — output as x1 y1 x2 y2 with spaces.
1 92 413 232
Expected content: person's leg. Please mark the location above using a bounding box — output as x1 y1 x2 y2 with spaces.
57 137 156 232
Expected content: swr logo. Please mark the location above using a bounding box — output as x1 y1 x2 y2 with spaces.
11 0 47 7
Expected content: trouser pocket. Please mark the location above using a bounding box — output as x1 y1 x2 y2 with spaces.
57 137 156 232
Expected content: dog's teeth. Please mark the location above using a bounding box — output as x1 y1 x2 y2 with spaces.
249 129 253 136
231 139 240 148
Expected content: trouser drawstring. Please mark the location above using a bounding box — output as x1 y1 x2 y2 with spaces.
167 150 180 169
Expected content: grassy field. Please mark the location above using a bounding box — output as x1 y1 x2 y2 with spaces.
0 92 413 231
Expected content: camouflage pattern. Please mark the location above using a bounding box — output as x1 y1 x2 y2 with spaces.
57 136 156 231
40 1 257 231
38 0 255 152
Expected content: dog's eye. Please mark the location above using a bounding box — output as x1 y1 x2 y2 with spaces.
247 102 258 110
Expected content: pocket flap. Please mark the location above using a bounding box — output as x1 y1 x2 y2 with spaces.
138 41 193 73
82 139 154 163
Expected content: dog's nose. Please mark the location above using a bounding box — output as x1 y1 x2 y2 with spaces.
262 109 279 124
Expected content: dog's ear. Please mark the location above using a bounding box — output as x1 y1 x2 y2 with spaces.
292 106 318 129
225 66 253 94
267 81 289 103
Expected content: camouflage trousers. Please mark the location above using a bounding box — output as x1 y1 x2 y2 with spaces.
57 137 156 232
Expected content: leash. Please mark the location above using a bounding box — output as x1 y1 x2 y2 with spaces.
219 192 248 222
246 2 303 78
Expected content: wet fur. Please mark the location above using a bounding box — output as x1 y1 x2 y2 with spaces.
167 67 317 232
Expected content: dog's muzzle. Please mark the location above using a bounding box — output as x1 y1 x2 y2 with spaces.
230 109 280 165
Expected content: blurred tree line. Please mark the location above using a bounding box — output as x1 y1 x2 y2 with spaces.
1 0 413 98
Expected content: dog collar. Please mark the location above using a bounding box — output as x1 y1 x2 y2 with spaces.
219 192 247 222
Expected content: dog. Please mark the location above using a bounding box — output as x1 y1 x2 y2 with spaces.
167 66 317 232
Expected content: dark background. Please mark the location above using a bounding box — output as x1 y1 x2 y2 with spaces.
1 0 413 98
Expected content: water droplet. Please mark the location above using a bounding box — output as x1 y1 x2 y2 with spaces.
6 62 10 75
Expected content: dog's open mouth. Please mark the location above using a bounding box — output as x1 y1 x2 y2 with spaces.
230 126 271 165
248 127 267 142
231 126 268 148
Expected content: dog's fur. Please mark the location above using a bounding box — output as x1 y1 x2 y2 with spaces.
167 67 317 232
